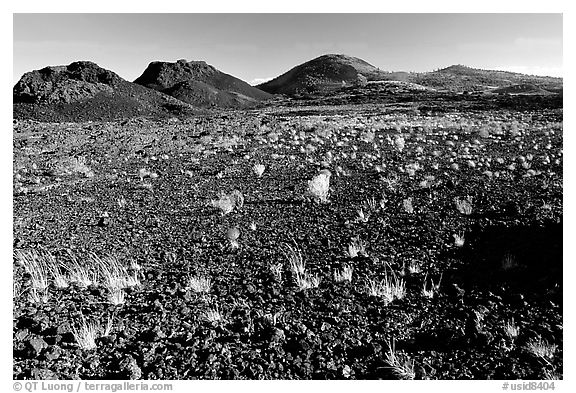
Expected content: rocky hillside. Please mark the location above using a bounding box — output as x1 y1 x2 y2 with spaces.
13 61 194 122
258 56 562 96
257 54 396 95
409 65 562 93
134 59 272 108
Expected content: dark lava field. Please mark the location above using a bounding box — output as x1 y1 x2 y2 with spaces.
13 96 563 380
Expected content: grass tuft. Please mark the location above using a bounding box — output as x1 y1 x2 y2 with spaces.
72 316 100 351
188 276 212 293
384 338 415 380
366 268 406 305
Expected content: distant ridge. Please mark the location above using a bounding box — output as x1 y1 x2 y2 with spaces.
13 56 563 121
412 64 562 93
13 61 194 122
258 55 562 95
134 59 273 108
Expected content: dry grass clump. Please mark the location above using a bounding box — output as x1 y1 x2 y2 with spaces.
525 336 557 363
201 306 225 324
422 273 442 299
281 242 321 291
57 156 94 178
383 338 416 380
66 251 99 288
453 232 465 247
454 196 473 215
334 264 353 283
14 249 51 292
308 170 331 203
210 193 235 215
188 276 212 293
252 164 266 177
210 190 244 215
347 237 367 258
14 248 142 306
504 318 520 339
71 316 101 351
366 269 406 305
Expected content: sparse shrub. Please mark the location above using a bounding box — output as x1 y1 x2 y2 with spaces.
504 318 520 339
270 262 283 281
252 164 265 178
226 227 240 249
107 288 126 306
102 315 114 337
454 196 473 215
72 317 100 351
525 336 557 363
356 73 368 87
14 249 51 292
96 254 140 290
188 276 212 293
308 170 331 203
402 197 414 214
117 196 127 208
407 262 421 275
357 207 370 223
66 251 99 288
347 237 367 258
422 273 442 299
282 242 306 277
394 136 405 152
478 126 490 138
202 307 225 324
138 168 151 181
334 264 353 283
453 232 466 247
366 269 406 305
384 338 416 380
361 129 375 143
13 279 23 299
281 242 320 291
28 288 49 304
230 189 244 209
543 368 562 380
57 156 94 178
362 197 378 213
210 193 235 215
501 253 519 271
294 273 321 290
382 174 399 191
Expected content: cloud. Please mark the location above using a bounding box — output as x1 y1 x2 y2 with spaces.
248 77 273 86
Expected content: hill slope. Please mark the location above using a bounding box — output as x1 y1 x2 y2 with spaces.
134 59 272 108
257 54 400 95
13 61 194 122
258 56 562 96
410 65 562 92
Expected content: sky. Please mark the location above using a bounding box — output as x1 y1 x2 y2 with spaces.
13 13 563 86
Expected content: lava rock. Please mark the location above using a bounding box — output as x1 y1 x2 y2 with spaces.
119 355 142 380
42 345 62 361
14 328 29 341
27 337 48 356
31 368 59 380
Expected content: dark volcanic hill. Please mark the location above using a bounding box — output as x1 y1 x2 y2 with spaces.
411 65 563 93
13 61 194 122
134 59 272 108
257 54 400 95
